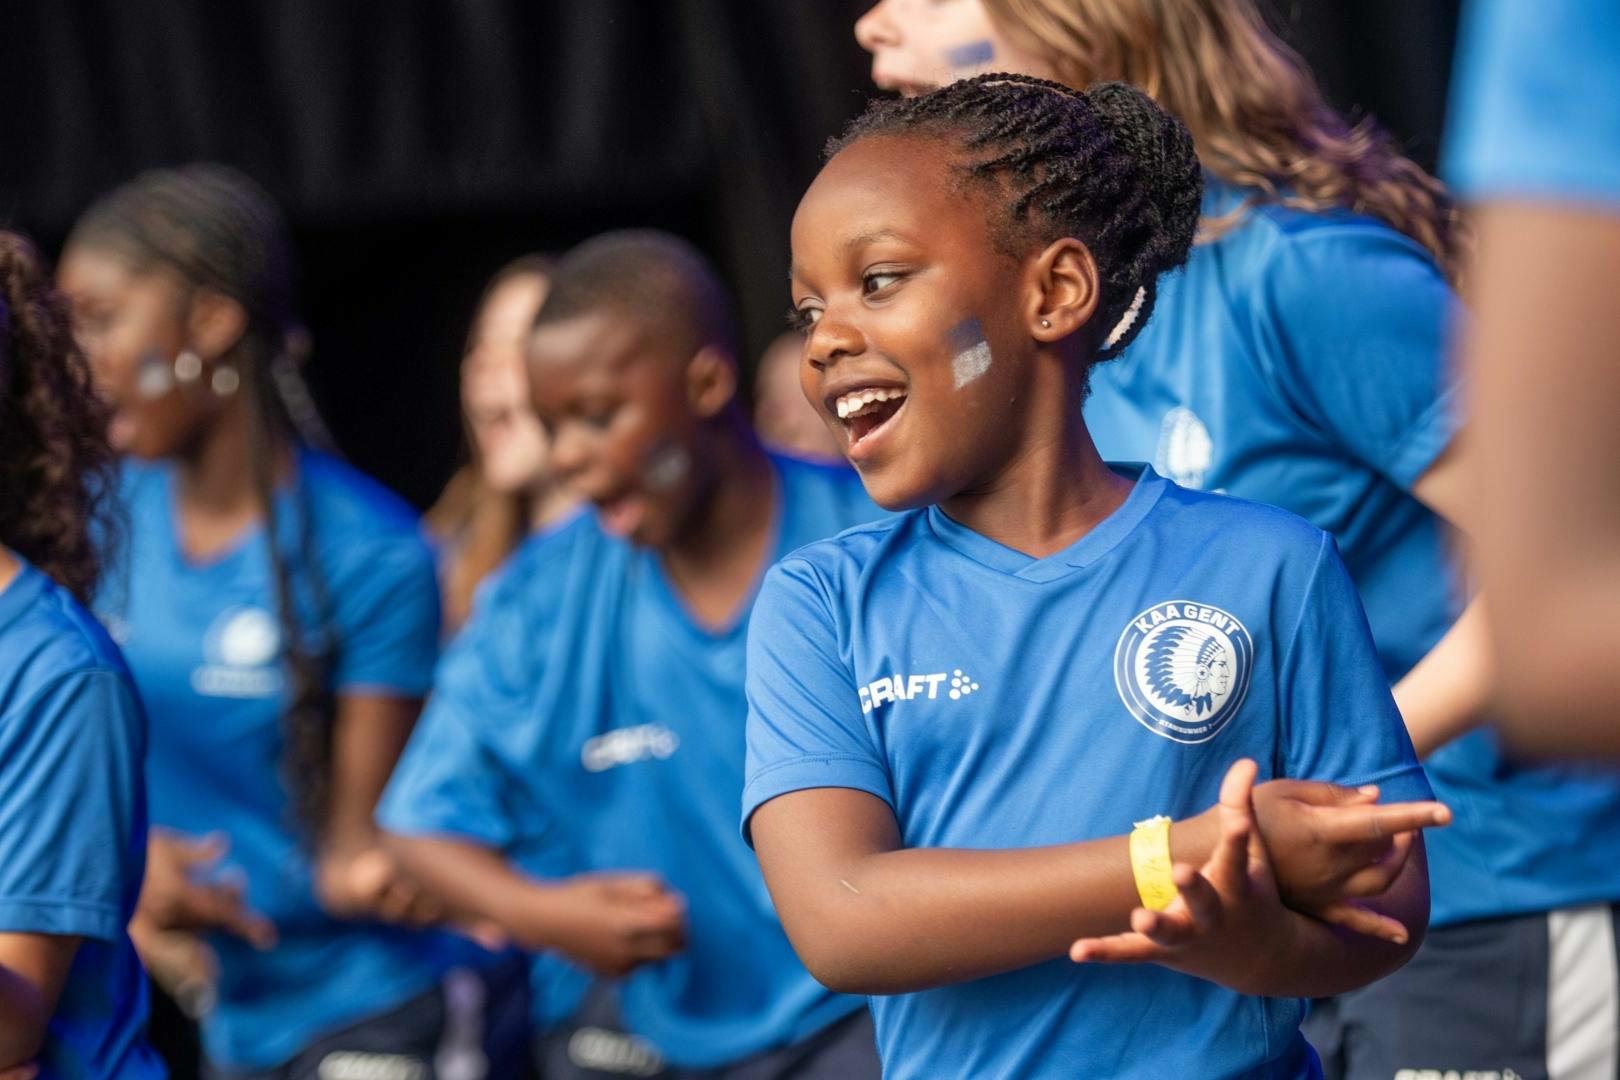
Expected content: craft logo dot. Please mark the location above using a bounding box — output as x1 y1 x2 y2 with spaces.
857 668 981 714
1114 600 1253 744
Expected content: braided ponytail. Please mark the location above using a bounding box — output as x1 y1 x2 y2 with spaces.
831 73 1202 360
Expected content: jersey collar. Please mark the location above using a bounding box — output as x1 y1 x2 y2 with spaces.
923 463 1167 582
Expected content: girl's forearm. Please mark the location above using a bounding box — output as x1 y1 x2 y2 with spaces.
776 813 1220 995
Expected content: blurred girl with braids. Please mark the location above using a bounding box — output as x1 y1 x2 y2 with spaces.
854 4 1620 1074
746 74 1455 1078
57 165 524 1079
0 230 163 1078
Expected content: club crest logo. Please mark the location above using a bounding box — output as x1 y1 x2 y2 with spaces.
1114 600 1252 744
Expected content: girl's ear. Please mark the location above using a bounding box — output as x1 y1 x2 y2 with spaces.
1025 238 1100 344
685 344 739 420
186 288 250 362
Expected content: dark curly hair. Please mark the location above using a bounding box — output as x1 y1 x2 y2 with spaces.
0 231 120 606
67 165 338 843
830 73 1203 361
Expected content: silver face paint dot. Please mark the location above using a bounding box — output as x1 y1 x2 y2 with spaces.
644 443 692 493
210 364 240 397
135 355 176 400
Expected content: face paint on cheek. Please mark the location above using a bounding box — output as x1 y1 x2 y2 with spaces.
134 352 176 400
643 439 693 493
943 39 995 72
948 318 993 389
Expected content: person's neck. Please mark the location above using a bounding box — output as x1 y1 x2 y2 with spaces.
659 417 776 627
173 404 293 558
0 545 19 597
941 384 1132 560
526 480 581 533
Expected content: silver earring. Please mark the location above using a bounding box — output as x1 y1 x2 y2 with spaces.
210 363 241 397
173 350 203 382
1039 318 1052 329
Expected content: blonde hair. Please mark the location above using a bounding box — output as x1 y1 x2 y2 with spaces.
426 255 560 634
983 0 1464 282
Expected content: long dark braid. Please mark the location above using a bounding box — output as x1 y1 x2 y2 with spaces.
68 165 339 841
831 74 1203 360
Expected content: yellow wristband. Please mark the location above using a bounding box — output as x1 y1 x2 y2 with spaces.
1129 815 1179 911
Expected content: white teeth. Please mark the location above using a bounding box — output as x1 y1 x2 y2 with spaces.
833 386 906 420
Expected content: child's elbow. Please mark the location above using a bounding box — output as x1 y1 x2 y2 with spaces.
781 916 895 996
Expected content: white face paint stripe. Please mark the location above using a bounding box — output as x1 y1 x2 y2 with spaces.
947 317 993 389
951 340 992 389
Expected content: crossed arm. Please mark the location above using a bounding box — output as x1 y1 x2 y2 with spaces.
750 767 1444 998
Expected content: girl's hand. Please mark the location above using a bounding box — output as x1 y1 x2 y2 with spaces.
1251 777 1449 940
515 873 687 978
315 843 444 928
139 830 276 949
1069 759 1309 994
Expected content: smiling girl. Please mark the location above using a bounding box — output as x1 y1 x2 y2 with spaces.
743 75 1449 1078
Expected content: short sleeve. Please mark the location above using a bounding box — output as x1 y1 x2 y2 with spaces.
330 533 441 697
742 559 893 844
1279 535 1433 803
1251 227 1461 489
376 591 539 850
1444 0 1620 207
0 670 143 942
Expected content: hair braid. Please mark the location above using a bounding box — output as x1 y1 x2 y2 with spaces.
831 73 1202 360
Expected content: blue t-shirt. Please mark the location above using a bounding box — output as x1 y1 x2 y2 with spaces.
1084 179 1620 927
1445 0 1620 206
379 454 880 1068
743 466 1431 1079
100 452 458 1069
0 559 164 1080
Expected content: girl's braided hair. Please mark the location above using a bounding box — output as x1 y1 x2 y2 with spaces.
831 73 1203 360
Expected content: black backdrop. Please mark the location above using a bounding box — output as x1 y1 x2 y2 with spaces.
0 0 1459 508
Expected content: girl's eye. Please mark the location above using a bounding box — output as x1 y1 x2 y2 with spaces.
577 402 620 429
787 305 822 332
862 270 904 296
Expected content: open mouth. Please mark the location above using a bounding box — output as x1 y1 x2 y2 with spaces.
833 386 908 451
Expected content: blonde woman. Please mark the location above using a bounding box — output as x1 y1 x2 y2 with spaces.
427 256 578 635
855 2 1620 1076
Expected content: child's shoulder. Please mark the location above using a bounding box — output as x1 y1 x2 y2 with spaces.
774 510 918 582
1150 478 1331 563
3 566 135 712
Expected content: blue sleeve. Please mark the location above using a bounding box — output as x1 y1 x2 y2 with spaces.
1251 227 1462 489
742 558 893 844
1279 534 1432 803
376 599 535 850
1445 0 1620 206
0 670 144 942
330 532 441 697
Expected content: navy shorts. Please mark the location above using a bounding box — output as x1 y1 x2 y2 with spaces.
204 959 531 1080
534 982 880 1080
1305 902 1620 1080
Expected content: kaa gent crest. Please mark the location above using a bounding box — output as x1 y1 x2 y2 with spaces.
1114 600 1252 744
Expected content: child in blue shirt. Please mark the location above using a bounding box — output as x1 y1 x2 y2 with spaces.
58 166 522 1078
378 231 887 1078
745 75 1450 1079
0 230 164 1078
1445 0 1620 756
